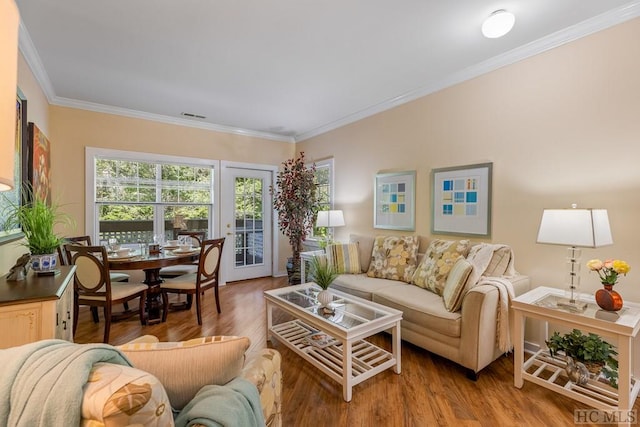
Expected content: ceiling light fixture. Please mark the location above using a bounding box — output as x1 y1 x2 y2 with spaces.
482 9 515 39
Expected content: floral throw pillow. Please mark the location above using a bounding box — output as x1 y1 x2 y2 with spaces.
412 239 471 295
366 235 419 283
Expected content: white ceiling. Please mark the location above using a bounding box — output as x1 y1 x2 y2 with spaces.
15 1 640 143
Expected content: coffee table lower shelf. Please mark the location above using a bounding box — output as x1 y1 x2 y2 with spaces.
269 319 396 400
523 349 640 410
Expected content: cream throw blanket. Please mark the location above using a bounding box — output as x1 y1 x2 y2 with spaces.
466 243 517 353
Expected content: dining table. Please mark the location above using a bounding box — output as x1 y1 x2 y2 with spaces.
107 247 199 324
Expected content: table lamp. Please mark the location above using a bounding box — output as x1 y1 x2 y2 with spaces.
316 210 345 246
536 205 613 311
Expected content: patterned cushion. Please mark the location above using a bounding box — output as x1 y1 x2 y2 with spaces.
326 243 361 274
412 239 471 295
82 362 173 426
442 258 473 312
118 336 250 410
366 235 419 283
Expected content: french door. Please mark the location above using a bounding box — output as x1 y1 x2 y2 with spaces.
220 163 274 282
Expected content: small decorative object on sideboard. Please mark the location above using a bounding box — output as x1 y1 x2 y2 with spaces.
6 253 31 281
546 329 619 388
587 258 630 312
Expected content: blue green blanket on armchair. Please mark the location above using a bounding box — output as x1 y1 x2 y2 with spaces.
174 377 265 427
0 339 131 427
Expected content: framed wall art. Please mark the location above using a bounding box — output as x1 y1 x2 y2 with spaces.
0 89 27 243
431 162 492 237
27 122 52 205
374 170 416 231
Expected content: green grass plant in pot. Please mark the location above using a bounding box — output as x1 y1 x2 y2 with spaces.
546 329 619 388
2 187 73 274
309 255 338 308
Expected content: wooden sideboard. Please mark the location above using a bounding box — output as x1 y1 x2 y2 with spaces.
0 265 76 349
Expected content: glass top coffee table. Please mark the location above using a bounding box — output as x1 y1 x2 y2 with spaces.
264 283 403 401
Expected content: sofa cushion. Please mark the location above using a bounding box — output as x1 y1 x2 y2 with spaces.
326 243 361 274
82 362 173 426
412 239 470 295
366 235 419 283
442 258 473 312
349 234 375 273
373 285 462 338
118 336 250 410
330 273 405 301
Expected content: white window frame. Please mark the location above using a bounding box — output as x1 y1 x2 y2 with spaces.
307 157 335 245
85 147 220 243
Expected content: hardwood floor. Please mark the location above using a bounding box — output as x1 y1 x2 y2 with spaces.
75 277 638 426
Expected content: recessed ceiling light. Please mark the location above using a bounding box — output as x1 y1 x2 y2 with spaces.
482 10 515 39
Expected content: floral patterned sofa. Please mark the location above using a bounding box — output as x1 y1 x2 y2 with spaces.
322 234 530 377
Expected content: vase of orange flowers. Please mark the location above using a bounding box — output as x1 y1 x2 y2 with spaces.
587 259 631 311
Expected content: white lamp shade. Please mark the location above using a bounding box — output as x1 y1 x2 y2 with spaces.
536 208 613 248
316 210 345 228
482 10 515 39
0 0 19 191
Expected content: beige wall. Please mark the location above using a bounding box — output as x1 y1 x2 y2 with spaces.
299 18 640 303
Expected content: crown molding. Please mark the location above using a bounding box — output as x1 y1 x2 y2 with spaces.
52 96 295 142
18 20 56 103
295 1 640 142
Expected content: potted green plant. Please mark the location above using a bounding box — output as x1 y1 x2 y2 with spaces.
546 329 619 388
2 187 73 274
309 255 338 308
270 152 319 284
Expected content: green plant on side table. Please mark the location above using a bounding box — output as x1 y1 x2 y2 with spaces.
546 328 619 388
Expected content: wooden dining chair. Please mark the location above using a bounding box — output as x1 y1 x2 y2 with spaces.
160 238 225 325
58 235 130 282
64 243 148 343
159 230 207 278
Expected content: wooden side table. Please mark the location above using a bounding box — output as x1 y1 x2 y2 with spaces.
513 286 640 414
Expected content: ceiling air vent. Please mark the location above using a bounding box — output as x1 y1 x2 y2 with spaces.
181 112 206 119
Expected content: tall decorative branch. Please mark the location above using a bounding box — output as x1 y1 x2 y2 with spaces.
270 152 318 284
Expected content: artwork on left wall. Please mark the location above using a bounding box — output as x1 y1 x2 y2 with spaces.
0 89 27 243
27 123 52 205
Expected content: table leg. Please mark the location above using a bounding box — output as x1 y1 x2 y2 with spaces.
619 336 632 414
142 268 164 325
514 310 524 388
266 301 273 343
343 340 353 402
393 320 401 374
